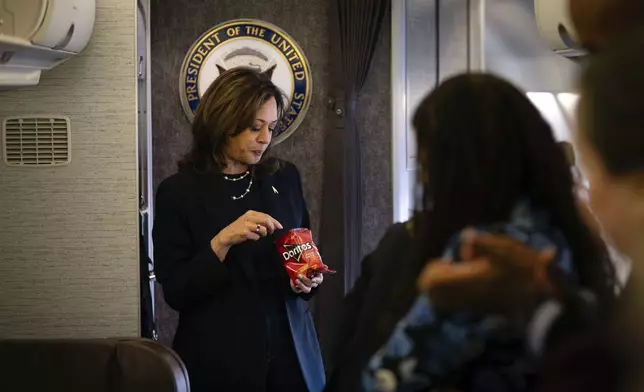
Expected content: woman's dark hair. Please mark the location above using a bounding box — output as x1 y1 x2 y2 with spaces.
580 27 644 176
178 67 288 173
409 73 616 308
558 141 576 167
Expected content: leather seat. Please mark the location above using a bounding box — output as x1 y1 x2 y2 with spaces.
0 338 190 392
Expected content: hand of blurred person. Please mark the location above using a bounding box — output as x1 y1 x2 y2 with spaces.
417 230 557 314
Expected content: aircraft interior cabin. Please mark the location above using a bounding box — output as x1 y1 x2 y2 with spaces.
0 0 639 391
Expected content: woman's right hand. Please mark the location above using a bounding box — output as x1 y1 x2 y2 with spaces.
210 210 283 261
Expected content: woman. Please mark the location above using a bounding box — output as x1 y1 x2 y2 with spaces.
153 67 325 392
325 73 616 391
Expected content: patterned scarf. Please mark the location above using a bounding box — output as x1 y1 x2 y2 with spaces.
363 201 575 392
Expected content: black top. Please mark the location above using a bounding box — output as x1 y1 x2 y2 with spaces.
213 171 284 285
325 223 416 392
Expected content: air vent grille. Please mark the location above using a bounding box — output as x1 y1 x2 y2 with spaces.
2 116 71 167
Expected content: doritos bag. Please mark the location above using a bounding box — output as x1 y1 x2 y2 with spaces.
276 228 336 285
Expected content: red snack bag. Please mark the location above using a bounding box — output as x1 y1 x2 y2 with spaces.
276 228 336 285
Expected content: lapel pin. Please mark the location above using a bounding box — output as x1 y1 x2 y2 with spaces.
272 186 279 194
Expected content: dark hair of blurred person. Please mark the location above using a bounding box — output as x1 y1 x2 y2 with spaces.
409 73 616 309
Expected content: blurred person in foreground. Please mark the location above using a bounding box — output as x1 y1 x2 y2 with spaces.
538 27 644 391
324 73 615 392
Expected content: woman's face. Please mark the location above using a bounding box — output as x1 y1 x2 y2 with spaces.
574 100 642 254
223 97 278 167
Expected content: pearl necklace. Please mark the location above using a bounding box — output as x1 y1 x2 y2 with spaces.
223 171 253 200
223 170 250 181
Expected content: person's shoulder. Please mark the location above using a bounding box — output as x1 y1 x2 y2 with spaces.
275 158 298 173
157 169 201 199
267 158 301 180
388 220 415 241
378 222 414 250
361 222 414 274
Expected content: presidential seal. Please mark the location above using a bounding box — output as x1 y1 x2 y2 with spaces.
179 19 312 145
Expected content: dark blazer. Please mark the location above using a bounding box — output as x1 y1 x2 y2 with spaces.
153 160 325 392
325 223 416 392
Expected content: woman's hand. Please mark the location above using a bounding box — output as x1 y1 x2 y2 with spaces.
210 210 283 261
291 273 323 294
417 231 556 314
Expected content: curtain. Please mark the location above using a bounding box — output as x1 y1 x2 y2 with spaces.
315 0 389 366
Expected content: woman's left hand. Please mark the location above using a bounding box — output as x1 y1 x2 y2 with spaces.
291 273 323 294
